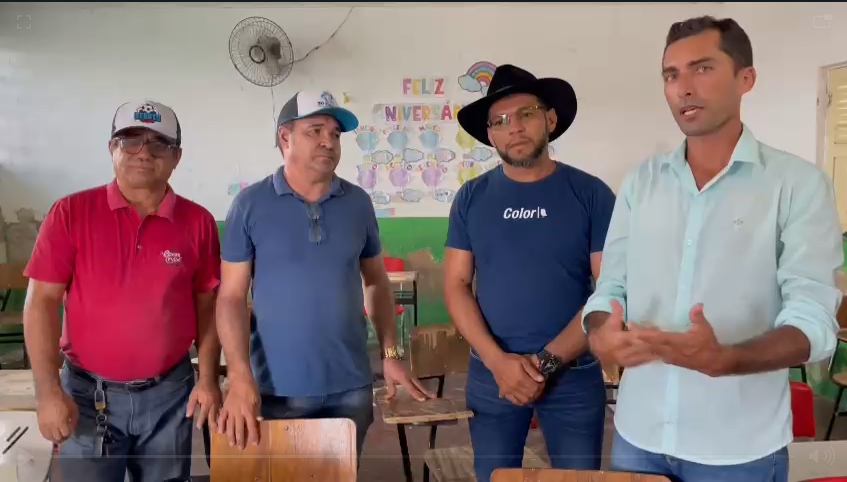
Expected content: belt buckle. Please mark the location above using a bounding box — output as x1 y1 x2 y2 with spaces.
125 379 153 390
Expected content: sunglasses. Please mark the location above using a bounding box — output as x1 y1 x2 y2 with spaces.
305 202 324 244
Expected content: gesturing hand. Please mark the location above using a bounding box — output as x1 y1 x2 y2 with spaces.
490 353 545 406
587 300 658 369
630 303 732 377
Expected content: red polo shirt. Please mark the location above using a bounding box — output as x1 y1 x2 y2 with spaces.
25 180 221 381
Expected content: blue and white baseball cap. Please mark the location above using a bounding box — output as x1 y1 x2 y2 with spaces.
276 90 359 133
111 100 181 145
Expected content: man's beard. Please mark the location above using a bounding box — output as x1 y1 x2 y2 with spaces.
497 137 548 168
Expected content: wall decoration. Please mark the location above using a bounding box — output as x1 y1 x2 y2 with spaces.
351 121 500 216
402 77 447 97
458 60 497 95
372 102 467 124
227 182 249 196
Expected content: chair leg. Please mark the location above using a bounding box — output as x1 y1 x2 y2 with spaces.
397 424 412 482
422 424 439 482
422 375 448 482
825 387 845 440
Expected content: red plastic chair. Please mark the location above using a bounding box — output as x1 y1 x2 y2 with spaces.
364 257 405 316
383 256 405 273
791 380 816 439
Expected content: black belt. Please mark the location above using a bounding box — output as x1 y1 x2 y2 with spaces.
65 358 187 392
565 352 597 368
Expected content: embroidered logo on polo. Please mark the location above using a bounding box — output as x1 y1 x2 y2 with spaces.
134 103 162 124
162 250 182 266
503 207 548 219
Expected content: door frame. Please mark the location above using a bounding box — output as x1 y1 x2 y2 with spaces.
817 61 847 171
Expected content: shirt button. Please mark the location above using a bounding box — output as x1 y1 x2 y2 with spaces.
137 245 142 250
686 239 693 246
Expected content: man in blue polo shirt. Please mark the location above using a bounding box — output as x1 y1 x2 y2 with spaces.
215 90 434 457
444 65 616 481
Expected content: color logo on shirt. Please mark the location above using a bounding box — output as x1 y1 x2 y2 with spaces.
503 207 548 219
162 250 182 266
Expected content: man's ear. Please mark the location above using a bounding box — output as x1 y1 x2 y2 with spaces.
278 125 291 149
547 108 558 134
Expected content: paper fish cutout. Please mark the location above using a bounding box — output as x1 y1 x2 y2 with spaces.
403 148 425 163
371 150 394 165
371 191 391 205
401 189 426 203
434 188 456 203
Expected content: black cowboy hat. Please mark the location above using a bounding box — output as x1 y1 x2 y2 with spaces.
457 64 577 147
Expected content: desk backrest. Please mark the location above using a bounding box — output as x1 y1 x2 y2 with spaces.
409 324 470 379
210 418 357 482
492 469 672 482
0 263 28 291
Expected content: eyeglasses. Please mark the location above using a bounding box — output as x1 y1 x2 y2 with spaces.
111 137 179 158
305 202 324 244
487 105 546 129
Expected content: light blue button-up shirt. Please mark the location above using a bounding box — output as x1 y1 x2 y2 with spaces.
583 125 844 465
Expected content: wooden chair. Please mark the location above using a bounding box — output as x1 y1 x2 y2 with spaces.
0 262 28 311
209 418 357 482
602 362 622 406
492 468 672 481
824 329 847 439
374 324 475 482
0 263 29 369
390 325 547 482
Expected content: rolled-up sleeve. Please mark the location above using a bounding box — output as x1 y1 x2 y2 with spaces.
774 168 844 363
581 172 635 332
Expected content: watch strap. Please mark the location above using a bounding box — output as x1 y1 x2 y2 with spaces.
381 346 405 360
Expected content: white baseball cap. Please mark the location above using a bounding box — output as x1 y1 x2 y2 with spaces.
111 100 181 145
276 90 358 133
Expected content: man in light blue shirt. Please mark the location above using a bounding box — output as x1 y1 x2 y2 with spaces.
582 16 843 482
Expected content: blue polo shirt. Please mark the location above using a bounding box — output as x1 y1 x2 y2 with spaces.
446 162 615 355
221 167 380 397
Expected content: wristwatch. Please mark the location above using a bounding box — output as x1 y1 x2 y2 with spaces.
381 346 405 361
536 349 563 377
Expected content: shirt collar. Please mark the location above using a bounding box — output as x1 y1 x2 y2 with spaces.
664 123 762 169
106 179 177 220
272 166 345 201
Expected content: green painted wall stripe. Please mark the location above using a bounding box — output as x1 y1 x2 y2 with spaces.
3 222 846 405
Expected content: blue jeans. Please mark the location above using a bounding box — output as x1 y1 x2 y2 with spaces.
260 384 374 465
58 357 195 482
610 429 789 482
466 352 607 482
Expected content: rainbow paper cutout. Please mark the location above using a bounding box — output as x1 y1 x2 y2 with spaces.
458 61 497 95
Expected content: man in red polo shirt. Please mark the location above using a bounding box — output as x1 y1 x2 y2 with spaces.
22 100 222 482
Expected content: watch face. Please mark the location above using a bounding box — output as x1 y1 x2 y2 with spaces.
539 354 560 375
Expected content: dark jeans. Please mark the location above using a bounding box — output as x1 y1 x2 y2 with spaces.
466 351 606 482
57 357 195 482
610 429 789 482
260 384 374 465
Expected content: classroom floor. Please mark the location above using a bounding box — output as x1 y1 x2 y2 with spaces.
5 345 842 481
183 347 847 481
